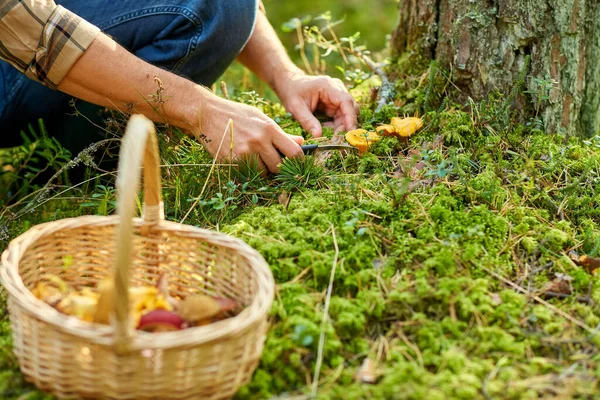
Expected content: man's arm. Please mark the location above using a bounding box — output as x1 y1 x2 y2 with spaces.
237 11 358 137
58 34 207 129
58 33 304 173
236 10 301 93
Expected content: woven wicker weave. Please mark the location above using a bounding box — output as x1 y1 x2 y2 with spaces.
1 115 274 400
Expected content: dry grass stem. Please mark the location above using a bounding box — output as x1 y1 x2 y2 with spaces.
311 224 339 397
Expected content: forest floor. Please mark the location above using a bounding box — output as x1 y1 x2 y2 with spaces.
2 2 600 399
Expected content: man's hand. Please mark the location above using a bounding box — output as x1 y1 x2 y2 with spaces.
238 11 359 139
274 71 359 138
198 95 304 173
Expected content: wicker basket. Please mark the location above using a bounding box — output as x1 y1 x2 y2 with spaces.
0 115 274 399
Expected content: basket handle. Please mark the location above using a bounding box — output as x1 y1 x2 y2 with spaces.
113 114 163 354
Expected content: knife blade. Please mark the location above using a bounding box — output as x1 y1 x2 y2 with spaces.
278 144 357 158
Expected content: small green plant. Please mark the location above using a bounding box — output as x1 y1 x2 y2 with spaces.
236 91 269 109
80 184 117 215
424 159 453 179
524 74 559 119
0 120 71 206
282 11 375 87
275 156 325 191
281 15 314 74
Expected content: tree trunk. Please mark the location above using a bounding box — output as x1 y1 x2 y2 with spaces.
391 0 600 137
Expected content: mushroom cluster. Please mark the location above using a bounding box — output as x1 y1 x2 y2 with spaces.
31 273 238 332
345 117 423 153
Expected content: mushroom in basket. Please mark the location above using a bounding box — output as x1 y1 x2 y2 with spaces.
31 272 238 332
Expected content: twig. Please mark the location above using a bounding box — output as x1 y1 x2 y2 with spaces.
1 139 119 221
290 266 312 284
542 292 592 304
311 224 340 397
325 23 349 65
296 24 314 75
482 266 596 334
220 81 230 100
352 50 394 113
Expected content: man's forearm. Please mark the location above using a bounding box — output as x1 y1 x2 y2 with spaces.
58 33 210 131
237 11 304 94
56 31 305 173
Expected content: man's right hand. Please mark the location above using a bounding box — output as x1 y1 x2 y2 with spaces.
197 95 305 173
58 33 304 173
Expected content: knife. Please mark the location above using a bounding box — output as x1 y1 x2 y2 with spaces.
278 144 357 157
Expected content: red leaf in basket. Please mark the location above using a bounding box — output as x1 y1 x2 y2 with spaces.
137 310 185 332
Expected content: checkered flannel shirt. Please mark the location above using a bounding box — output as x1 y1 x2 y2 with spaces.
0 0 100 89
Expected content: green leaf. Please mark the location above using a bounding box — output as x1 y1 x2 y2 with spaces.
281 18 301 32
300 15 312 25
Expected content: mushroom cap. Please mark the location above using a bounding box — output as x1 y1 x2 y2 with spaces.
178 295 222 322
137 309 184 332
57 294 98 322
375 124 396 137
390 117 423 138
345 129 381 153
214 297 237 313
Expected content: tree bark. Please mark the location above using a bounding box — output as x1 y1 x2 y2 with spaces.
392 0 600 137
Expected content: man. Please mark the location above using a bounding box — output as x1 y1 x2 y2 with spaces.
0 0 358 173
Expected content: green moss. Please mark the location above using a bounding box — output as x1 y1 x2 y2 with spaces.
4 16 600 400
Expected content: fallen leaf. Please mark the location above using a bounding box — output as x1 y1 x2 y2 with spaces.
569 251 600 274
278 190 291 207
490 293 502 306
542 273 572 296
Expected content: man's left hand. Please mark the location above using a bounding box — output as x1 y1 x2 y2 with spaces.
274 72 359 138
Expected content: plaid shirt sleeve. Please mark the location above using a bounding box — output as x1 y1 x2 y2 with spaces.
0 0 100 89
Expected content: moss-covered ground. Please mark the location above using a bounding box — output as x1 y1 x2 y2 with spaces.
2 2 600 399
